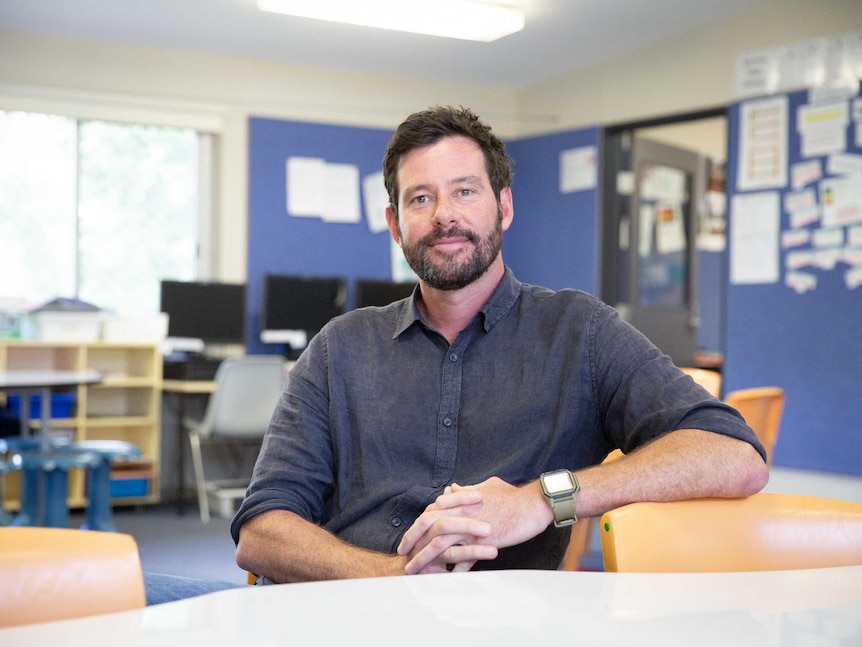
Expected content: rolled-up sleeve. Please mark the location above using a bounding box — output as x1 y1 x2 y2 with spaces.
588 301 766 462
230 333 335 545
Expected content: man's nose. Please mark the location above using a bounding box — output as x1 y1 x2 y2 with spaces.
431 195 458 227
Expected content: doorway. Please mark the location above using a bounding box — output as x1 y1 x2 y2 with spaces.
601 109 728 369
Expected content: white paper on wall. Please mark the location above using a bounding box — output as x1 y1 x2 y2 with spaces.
286 157 326 217
559 146 598 193
820 176 862 227
321 163 361 223
737 97 788 191
730 191 781 285
362 171 390 234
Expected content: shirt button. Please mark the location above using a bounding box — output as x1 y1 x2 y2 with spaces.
448 352 458 362
442 416 453 427
390 517 402 527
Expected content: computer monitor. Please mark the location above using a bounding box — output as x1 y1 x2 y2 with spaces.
159 280 246 348
354 279 416 308
260 274 346 349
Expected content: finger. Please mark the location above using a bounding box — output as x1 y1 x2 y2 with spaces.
408 542 497 575
428 488 482 511
402 520 493 573
449 560 476 573
398 512 491 557
397 494 484 555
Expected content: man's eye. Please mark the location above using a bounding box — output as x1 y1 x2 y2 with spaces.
458 189 474 197
413 195 428 204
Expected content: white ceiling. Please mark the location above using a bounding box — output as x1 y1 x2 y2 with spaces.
0 0 770 88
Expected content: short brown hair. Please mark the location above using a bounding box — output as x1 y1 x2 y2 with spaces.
383 106 513 217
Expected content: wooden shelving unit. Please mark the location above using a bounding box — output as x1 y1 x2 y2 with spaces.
0 340 162 510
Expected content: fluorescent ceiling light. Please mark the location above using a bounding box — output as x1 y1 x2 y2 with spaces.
258 0 525 42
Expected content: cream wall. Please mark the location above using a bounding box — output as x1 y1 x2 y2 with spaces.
1 0 860 279
0 31 517 282
515 0 862 136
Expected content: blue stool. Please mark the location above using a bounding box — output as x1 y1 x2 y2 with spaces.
1 436 67 527
66 440 142 532
11 451 100 528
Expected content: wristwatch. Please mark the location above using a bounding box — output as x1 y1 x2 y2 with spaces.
539 469 580 528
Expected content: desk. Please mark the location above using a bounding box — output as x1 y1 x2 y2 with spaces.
2 567 861 645
162 379 216 514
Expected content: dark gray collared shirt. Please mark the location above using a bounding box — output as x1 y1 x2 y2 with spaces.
231 267 763 569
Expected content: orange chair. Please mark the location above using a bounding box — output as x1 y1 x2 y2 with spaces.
558 449 624 571
0 527 145 627
679 367 722 398
600 492 862 573
723 387 784 464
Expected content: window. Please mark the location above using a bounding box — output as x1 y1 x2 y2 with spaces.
0 110 204 315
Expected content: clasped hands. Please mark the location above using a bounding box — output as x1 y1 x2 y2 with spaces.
396 477 549 575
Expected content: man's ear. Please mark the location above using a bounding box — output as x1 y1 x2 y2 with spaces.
385 204 402 244
499 187 514 232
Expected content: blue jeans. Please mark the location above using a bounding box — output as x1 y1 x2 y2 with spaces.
143 572 243 605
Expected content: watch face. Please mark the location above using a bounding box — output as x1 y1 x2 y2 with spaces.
543 471 573 495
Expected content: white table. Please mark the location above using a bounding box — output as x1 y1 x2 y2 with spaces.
2 566 861 645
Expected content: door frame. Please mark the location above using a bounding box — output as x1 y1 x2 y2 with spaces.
600 106 729 366
600 106 728 306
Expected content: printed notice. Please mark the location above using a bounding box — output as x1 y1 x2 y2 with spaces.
322 163 361 223
737 97 788 191
730 191 781 285
790 159 822 190
286 157 361 224
362 171 390 234
286 157 326 217
798 100 849 158
821 176 862 227
560 146 598 193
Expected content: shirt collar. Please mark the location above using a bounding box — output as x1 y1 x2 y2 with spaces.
392 266 522 338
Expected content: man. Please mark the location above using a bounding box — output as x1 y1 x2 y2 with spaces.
232 106 767 582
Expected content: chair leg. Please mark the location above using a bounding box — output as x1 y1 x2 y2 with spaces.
11 464 41 526
188 430 210 523
43 466 71 528
82 459 116 532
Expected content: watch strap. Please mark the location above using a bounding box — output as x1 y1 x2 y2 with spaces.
551 491 577 527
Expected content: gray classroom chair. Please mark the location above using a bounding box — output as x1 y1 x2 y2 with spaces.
186 355 286 522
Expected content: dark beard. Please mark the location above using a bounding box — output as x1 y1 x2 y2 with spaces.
401 211 503 291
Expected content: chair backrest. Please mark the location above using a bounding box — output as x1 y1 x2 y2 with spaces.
600 492 862 573
0 527 145 627
723 386 784 464
200 355 286 438
679 367 722 398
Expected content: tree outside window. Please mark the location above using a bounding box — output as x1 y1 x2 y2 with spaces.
0 111 200 316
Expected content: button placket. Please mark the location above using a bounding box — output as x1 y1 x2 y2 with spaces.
431 330 472 486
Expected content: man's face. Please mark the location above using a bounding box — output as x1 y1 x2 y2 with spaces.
386 136 513 291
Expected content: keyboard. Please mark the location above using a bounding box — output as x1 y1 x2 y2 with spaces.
162 356 223 381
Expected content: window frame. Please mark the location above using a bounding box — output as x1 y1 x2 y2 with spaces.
0 82 226 286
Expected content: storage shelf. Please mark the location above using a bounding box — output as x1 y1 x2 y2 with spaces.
95 377 158 388
85 415 155 428
0 340 162 508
